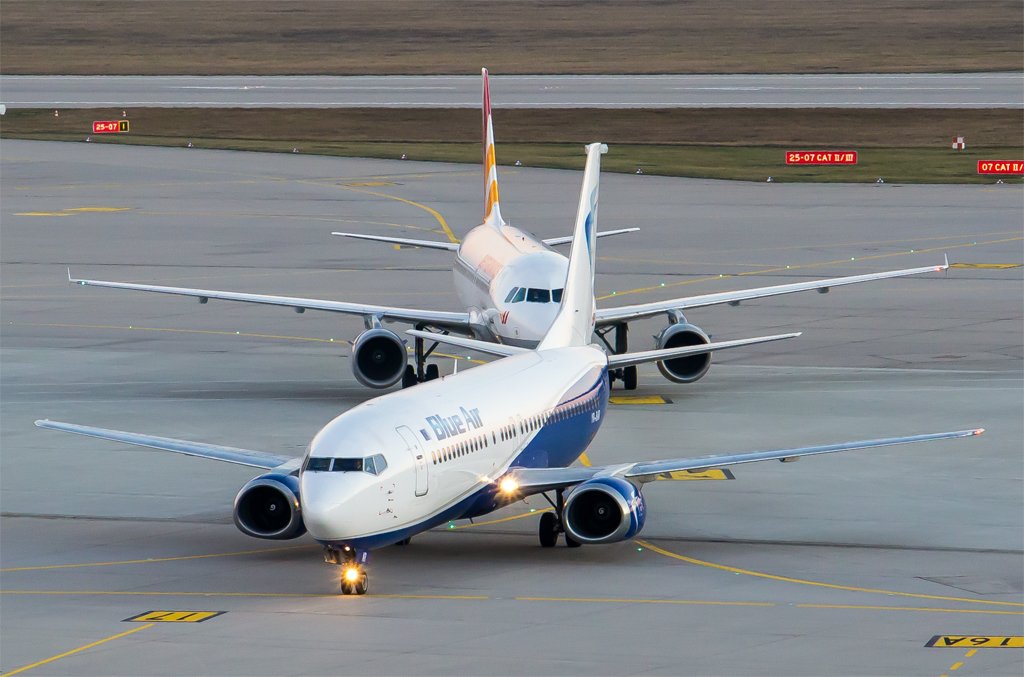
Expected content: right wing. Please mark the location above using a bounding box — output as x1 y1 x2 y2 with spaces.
597 258 948 325
331 232 459 251
35 420 296 470
542 228 640 247
69 273 474 332
606 332 800 369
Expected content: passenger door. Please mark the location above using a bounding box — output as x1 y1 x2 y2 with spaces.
395 426 428 497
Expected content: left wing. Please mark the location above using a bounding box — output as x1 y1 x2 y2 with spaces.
543 228 639 247
596 258 948 325
35 420 297 470
68 273 474 332
504 428 983 494
331 232 460 251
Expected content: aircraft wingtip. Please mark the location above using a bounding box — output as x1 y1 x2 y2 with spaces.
973 427 985 436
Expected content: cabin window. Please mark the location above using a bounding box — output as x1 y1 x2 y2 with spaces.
526 288 550 303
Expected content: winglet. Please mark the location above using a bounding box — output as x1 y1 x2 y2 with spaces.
538 143 607 349
482 68 505 227
67 267 72 282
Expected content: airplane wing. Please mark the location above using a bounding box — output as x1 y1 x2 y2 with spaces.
504 428 983 494
405 329 528 358
331 232 460 251
543 228 639 247
606 332 799 369
596 258 948 325
68 273 474 332
35 420 297 470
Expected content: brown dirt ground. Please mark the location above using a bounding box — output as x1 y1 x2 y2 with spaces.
2 0 1021 75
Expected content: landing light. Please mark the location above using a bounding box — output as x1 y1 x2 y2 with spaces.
343 566 360 582
499 477 520 494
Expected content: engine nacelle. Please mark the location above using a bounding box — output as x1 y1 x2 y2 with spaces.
562 477 646 544
233 473 306 540
351 328 407 389
655 322 712 383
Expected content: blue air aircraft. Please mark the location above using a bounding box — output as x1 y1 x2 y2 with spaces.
37 144 981 595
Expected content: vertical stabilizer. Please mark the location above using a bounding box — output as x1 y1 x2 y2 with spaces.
538 143 607 349
482 68 505 227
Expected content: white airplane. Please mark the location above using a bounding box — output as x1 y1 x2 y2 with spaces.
38 143 982 595
66 69 949 393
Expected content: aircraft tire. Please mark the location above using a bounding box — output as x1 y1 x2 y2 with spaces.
565 532 582 548
425 364 440 381
539 512 559 548
623 366 638 390
401 365 418 388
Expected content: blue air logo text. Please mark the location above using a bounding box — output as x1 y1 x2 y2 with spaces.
426 407 483 441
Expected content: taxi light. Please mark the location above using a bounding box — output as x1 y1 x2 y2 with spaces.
499 477 520 494
343 566 360 582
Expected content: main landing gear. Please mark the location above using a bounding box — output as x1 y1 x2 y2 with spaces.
538 489 580 548
402 323 445 388
324 545 369 595
596 323 637 390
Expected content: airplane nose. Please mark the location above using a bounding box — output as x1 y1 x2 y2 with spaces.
300 473 363 540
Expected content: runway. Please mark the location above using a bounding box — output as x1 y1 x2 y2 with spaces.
3 73 1023 108
1 140 1021 675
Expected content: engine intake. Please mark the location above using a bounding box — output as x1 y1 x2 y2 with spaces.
233 473 306 540
562 477 646 544
351 328 407 388
656 322 712 383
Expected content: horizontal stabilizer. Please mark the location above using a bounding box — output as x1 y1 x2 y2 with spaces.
543 228 639 247
607 332 800 369
405 329 528 358
331 232 459 251
35 420 294 469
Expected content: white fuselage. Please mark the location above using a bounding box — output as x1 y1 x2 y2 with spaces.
453 224 568 346
300 345 609 550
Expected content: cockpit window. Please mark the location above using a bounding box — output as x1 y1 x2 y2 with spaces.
504 287 520 303
526 288 550 303
552 288 563 303
305 457 331 471
511 287 526 303
332 458 363 472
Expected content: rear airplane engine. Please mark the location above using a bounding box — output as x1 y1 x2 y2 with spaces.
655 323 712 383
562 477 646 544
233 474 306 540
351 328 407 388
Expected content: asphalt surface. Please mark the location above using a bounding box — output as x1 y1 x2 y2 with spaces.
1 140 1022 676
2 73 1023 108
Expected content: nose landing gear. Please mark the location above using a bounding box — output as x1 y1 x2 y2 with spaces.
324 545 369 595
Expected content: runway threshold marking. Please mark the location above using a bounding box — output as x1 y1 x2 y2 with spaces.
124 610 225 623
596 235 1024 302
3 623 156 676
0 544 311 572
637 539 1024 609
926 635 1024 648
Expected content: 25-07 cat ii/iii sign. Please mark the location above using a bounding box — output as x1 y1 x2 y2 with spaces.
786 151 857 165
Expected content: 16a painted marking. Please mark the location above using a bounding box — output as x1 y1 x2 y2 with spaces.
124 610 225 623
926 635 1023 648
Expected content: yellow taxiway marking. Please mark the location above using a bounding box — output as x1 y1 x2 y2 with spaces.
333 183 459 244
596 235 1023 302
451 508 552 529
609 395 670 405
579 452 593 466
344 181 396 187
4 623 155 676
0 544 310 573
13 211 75 217
516 596 774 607
654 469 735 481
950 263 1021 269
124 610 225 623
637 539 1024 608
796 604 1022 616
0 589 487 600
927 635 1024 648
63 207 132 212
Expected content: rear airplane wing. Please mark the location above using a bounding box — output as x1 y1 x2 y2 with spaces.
596 258 948 325
331 232 459 251
68 273 475 332
35 420 297 470
606 332 799 369
503 428 984 494
543 228 640 247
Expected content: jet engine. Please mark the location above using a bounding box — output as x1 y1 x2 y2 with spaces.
351 328 407 389
655 323 712 383
233 473 306 540
562 477 646 544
